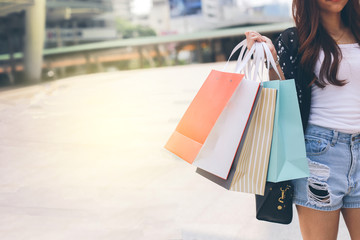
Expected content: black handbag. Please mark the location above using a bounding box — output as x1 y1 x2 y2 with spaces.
255 181 294 224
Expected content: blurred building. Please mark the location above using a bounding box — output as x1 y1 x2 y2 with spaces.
168 0 204 34
135 0 291 34
202 0 291 28
202 0 237 23
169 0 202 17
112 0 133 20
0 0 33 16
148 0 171 35
0 0 119 83
0 0 118 52
0 1 32 55
0 0 44 84
46 0 117 47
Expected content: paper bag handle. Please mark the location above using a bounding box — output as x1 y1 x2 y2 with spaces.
222 39 282 81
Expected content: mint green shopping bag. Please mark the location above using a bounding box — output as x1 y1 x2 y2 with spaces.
263 80 309 182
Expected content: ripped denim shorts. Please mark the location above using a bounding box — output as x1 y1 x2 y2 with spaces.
292 124 360 211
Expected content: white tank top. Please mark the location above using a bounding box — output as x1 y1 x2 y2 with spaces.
308 43 360 134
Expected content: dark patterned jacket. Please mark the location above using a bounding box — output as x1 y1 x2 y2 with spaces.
274 27 312 132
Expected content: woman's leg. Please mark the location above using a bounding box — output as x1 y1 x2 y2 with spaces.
341 208 360 240
296 205 341 240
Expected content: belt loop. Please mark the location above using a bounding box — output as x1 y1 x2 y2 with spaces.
331 130 338 147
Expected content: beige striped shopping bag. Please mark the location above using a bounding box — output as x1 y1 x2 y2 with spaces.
196 87 277 195
230 87 277 195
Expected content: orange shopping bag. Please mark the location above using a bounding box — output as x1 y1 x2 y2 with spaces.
165 70 245 164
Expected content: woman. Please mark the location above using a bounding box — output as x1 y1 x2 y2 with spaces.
246 0 360 239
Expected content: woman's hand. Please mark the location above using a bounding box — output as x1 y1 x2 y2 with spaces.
245 30 285 80
245 31 277 61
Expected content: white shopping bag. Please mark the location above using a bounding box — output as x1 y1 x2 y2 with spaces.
192 79 261 179
192 40 266 179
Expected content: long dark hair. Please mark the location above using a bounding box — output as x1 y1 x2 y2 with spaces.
292 0 360 88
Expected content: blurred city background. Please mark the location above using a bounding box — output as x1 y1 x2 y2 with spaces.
0 0 292 86
0 1 353 239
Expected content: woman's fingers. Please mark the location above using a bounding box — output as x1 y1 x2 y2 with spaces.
245 31 266 50
245 31 264 40
245 33 277 59
244 31 253 49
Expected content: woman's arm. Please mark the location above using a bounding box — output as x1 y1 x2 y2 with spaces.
269 64 285 80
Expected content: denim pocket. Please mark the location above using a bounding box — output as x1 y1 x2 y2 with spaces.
305 135 330 156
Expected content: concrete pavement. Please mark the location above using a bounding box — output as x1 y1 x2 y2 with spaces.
0 62 350 239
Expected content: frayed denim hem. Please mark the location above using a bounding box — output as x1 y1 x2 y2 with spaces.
342 202 360 209
293 198 342 212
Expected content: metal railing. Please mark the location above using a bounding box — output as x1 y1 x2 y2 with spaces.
0 22 293 61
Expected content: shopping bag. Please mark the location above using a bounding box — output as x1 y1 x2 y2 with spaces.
165 39 257 165
192 40 267 179
192 79 261 179
165 70 245 164
263 80 309 182
196 87 277 195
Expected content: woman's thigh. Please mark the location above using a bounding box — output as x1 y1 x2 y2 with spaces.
341 208 360 240
297 205 340 240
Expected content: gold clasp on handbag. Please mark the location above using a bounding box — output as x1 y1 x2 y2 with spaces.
277 185 290 210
